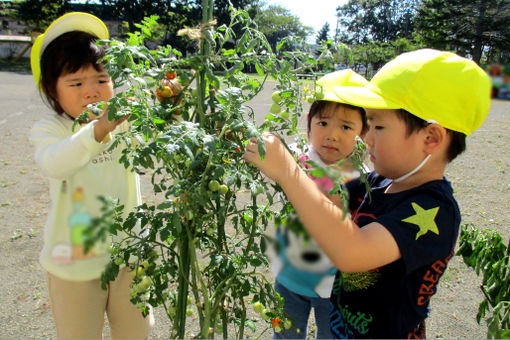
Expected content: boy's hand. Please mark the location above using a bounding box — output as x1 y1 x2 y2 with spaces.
244 132 298 184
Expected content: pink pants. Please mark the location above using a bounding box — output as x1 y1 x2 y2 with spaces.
46 267 154 339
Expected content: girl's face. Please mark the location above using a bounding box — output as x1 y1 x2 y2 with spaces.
364 109 426 179
55 64 113 119
308 103 365 165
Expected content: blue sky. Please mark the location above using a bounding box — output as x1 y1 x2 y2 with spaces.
270 0 348 37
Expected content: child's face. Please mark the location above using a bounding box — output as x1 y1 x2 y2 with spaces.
55 64 113 119
308 103 365 165
364 108 427 179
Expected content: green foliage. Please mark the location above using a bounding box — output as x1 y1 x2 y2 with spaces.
13 0 72 33
336 0 419 45
83 4 350 338
457 224 510 339
316 22 331 46
415 0 510 64
99 0 260 53
253 3 312 53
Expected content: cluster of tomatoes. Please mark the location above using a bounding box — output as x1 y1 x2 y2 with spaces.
252 301 293 334
155 71 183 111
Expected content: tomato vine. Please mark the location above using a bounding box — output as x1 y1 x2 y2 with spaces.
80 1 349 338
457 223 510 339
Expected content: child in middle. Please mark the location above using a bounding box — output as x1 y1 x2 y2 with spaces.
272 69 368 339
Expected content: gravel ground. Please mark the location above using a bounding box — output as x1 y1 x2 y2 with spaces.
0 70 508 338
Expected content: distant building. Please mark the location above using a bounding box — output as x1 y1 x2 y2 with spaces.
0 2 122 59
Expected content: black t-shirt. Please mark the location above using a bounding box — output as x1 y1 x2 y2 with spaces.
330 172 460 339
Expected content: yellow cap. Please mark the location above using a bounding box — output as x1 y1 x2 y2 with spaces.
31 12 109 87
317 69 368 103
332 49 491 136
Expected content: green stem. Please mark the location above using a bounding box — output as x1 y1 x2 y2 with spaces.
175 231 191 338
188 235 212 338
245 194 258 255
238 299 246 339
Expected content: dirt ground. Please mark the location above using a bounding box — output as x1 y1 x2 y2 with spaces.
0 70 508 339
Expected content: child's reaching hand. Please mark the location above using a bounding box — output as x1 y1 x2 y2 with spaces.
94 111 130 142
244 133 298 184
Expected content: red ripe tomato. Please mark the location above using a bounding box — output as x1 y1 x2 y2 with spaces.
166 71 177 80
271 318 282 328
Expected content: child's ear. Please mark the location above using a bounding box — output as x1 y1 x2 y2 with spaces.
423 124 447 154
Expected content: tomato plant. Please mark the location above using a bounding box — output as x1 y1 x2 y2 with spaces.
79 1 346 337
457 224 510 339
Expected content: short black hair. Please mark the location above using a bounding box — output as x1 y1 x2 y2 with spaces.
39 30 107 115
307 100 367 135
395 109 466 162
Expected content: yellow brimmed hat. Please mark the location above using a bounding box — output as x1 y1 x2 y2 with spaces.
332 49 491 136
317 69 368 103
31 12 109 87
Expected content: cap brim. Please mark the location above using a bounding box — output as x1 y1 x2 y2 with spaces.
321 91 350 103
332 85 401 109
31 12 109 88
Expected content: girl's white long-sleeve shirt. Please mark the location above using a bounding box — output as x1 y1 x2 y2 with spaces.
30 113 141 281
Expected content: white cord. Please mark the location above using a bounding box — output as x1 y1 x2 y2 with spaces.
393 154 432 183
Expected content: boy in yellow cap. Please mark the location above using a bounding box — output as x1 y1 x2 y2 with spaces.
245 49 491 338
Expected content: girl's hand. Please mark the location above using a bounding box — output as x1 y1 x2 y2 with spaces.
244 132 298 184
94 112 129 143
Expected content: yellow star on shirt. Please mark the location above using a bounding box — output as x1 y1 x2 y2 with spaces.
402 202 440 240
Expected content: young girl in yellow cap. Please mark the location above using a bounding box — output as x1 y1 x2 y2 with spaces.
245 49 491 338
29 12 155 338
271 69 368 339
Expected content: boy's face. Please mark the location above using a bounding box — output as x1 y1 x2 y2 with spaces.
308 103 365 165
364 108 428 179
55 64 114 119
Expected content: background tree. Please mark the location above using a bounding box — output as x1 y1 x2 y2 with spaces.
13 0 71 33
415 0 510 64
253 3 312 53
335 0 419 45
316 22 330 45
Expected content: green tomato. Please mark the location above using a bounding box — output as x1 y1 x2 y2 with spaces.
114 257 124 266
314 91 325 100
130 284 140 295
208 180 220 192
169 304 176 317
186 308 194 316
274 326 282 333
107 246 118 254
138 275 152 291
271 91 282 103
206 226 215 236
218 184 229 195
253 301 264 314
306 96 315 104
130 266 144 278
254 185 264 195
284 319 293 330
185 210 194 220
270 103 281 114
280 110 290 119
261 308 271 320
141 260 150 269
187 296 193 305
